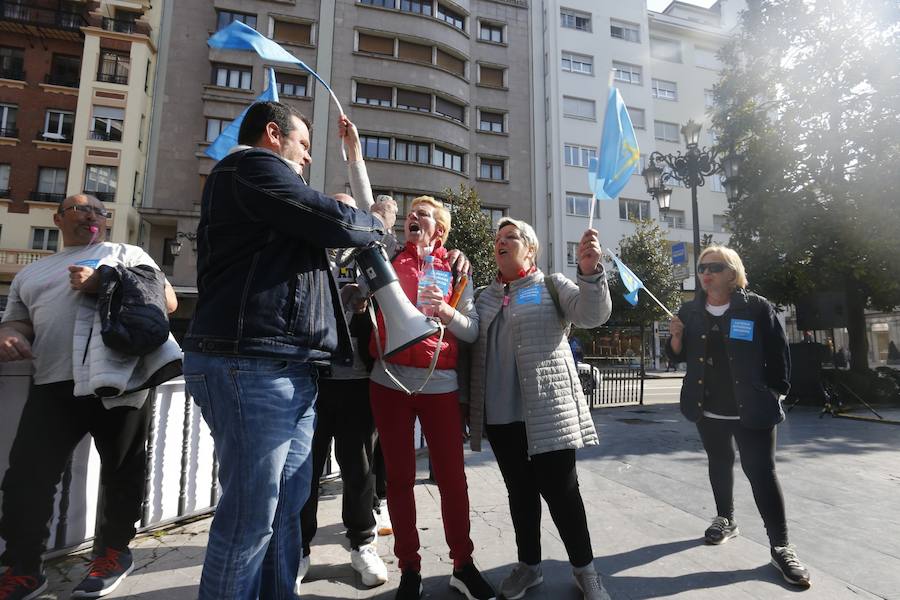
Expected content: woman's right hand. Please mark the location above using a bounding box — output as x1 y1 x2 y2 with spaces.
669 316 684 354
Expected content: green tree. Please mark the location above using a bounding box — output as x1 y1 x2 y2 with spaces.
711 0 900 373
607 219 683 366
442 184 495 288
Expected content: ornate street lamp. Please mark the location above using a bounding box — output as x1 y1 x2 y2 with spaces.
641 119 739 288
168 231 198 257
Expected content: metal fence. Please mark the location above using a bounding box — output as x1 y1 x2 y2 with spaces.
580 357 644 407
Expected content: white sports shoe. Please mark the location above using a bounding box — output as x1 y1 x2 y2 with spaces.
294 554 311 594
350 543 389 587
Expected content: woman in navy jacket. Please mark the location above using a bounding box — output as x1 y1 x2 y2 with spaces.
667 245 811 589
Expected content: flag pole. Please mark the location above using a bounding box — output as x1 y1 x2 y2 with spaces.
588 196 596 231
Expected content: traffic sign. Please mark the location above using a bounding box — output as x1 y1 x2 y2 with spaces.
671 242 687 265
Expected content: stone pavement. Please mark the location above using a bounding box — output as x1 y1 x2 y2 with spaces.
40 402 899 600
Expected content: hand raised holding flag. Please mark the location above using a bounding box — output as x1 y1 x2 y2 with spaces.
578 229 603 275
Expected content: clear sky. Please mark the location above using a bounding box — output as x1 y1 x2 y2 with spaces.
647 0 719 11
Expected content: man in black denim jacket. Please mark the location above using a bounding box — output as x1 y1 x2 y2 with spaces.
183 101 393 600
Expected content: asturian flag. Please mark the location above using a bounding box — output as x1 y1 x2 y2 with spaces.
205 68 279 161
587 87 641 200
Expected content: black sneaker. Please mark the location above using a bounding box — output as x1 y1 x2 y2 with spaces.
449 562 496 600
771 545 811 588
704 516 739 545
71 546 134 598
0 567 47 600
395 569 422 600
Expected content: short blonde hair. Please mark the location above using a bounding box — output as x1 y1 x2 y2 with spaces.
496 217 540 260
411 196 451 244
698 244 748 289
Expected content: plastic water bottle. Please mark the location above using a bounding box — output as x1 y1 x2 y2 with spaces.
417 255 438 317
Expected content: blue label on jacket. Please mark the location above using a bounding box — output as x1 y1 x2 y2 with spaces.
432 270 452 296
515 286 542 305
729 319 754 341
75 259 100 268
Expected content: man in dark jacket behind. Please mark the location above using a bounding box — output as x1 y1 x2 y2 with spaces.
182 101 393 600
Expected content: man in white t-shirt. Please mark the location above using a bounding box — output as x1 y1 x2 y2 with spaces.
0 194 177 599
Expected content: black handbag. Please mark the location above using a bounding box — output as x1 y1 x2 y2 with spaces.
97 264 170 356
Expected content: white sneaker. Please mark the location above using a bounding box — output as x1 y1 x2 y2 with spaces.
350 543 388 587
294 554 310 594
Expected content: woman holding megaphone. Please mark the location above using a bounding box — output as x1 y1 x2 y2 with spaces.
368 196 495 600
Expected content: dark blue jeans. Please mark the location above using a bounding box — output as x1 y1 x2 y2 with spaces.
184 353 317 600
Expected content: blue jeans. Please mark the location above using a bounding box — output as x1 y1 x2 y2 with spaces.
184 353 318 600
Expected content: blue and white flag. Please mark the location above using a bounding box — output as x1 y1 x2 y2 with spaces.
588 88 640 200
205 68 279 161
611 254 645 306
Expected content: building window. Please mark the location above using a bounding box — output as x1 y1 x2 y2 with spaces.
397 40 433 63
0 164 9 195
560 9 591 32
566 242 578 266
612 62 641 85
654 120 680 142
661 209 686 229
478 110 504 133
650 37 682 62
36 167 67 202
355 83 392 106
564 144 596 168
479 158 505 180
358 33 395 56
435 49 465 76
435 97 464 122
652 78 678 101
48 54 81 87
434 146 464 172
276 73 308 97
437 4 465 29
395 140 430 164
0 104 18 137
561 52 592 75
695 46 721 70
90 107 124 141
619 198 651 220
31 228 60 252
563 96 596 120
709 173 726 193
216 10 257 31
0 46 24 80
478 65 505 87
360 135 391 159
205 118 231 142
43 110 75 141
713 214 730 232
84 165 118 201
396 89 431 112
566 193 600 218
610 19 640 42
213 64 251 90
704 88 716 108
360 0 392 6
627 107 645 129
481 206 506 231
97 50 130 84
400 0 431 16
272 19 311 45
479 21 503 43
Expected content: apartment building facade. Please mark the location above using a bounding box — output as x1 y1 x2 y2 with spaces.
537 0 743 284
142 0 536 330
0 0 161 301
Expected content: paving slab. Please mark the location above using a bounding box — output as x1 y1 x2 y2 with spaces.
40 403 899 599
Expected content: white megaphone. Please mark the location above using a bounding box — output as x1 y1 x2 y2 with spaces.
355 242 440 357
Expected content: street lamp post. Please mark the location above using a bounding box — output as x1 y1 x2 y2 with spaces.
641 119 739 290
168 231 198 257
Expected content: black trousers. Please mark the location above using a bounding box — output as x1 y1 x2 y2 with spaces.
0 381 149 571
696 417 789 547
485 422 593 568
300 378 376 554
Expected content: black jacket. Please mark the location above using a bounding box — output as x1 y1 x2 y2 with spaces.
97 264 170 356
666 288 790 428
184 147 385 363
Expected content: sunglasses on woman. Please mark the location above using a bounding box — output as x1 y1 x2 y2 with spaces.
697 262 728 274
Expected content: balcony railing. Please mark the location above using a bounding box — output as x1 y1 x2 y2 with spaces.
44 72 79 88
0 2 86 31
29 191 66 203
0 66 24 81
87 190 116 202
96 71 128 85
36 131 74 144
102 16 135 34
90 129 122 142
0 248 54 266
0 127 18 138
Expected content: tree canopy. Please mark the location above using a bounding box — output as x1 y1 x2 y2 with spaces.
443 185 496 288
711 0 900 370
